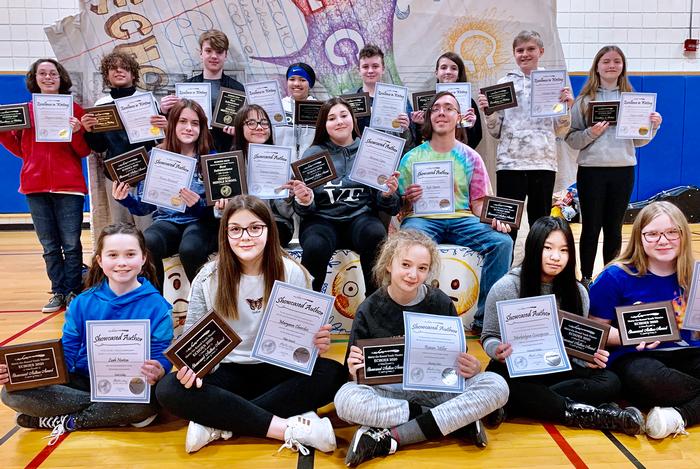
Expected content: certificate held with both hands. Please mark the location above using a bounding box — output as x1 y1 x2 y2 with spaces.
247 144 292 199
86 320 150 403
616 92 657 140
370 82 409 132
412 160 455 216
32 93 73 142
251 281 335 375
114 92 164 144
141 148 196 213
497 294 572 378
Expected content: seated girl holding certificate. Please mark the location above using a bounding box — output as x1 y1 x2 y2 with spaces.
0 58 91 313
334 230 508 467
0 223 173 444
411 52 482 149
229 104 294 247
155 195 346 454
481 216 644 435
113 99 219 291
284 97 401 295
589 201 700 439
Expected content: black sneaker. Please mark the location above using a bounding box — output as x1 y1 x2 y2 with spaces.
484 407 506 429
42 293 65 313
345 426 397 467
455 420 488 448
16 414 74 446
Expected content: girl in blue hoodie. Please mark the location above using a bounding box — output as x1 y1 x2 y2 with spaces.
0 223 173 444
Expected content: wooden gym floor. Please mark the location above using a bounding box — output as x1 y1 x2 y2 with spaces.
0 225 699 468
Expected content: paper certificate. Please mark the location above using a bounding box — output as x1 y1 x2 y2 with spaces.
247 143 292 199
616 92 656 140
245 80 286 127
370 82 408 132
86 319 150 403
402 311 465 393
32 93 73 142
251 281 334 375
436 82 472 115
114 92 164 144
530 69 568 118
141 148 197 213
349 127 405 191
682 261 700 331
412 160 455 215
497 294 572 378
176 82 212 128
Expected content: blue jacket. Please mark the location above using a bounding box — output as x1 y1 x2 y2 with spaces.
61 278 173 375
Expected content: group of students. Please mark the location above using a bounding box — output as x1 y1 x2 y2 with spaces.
0 25 694 466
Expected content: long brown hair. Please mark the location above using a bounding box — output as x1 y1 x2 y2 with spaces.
230 104 273 155
26 58 72 94
215 195 307 319
84 223 158 290
612 201 694 292
577 46 633 123
162 99 213 156
435 52 468 83
311 97 359 147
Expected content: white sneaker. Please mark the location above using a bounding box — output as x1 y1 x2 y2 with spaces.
185 421 233 453
279 414 336 455
646 407 689 439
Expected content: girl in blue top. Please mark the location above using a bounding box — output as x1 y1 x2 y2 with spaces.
0 223 173 444
589 201 700 439
113 99 219 291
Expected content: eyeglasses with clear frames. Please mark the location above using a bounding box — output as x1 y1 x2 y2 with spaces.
430 104 459 114
227 224 267 239
641 229 681 243
244 119 271 129
37 72 59 78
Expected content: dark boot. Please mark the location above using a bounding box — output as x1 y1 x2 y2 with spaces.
564 399 645 435
483 406 506 429
455 419 488 448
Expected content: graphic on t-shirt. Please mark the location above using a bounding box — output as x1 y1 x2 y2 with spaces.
246 297 264 313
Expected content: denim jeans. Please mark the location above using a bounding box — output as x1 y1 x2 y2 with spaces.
26 193 84 295
401 216 513 327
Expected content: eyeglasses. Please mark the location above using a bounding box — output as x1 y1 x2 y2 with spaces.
430 105 459 114
641 229 681 243
244 119 271 129
37 72 59 78
227 224 267 239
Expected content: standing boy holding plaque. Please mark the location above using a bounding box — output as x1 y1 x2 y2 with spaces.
160 30 245 152
590 202 700 440
398 91 513 332
477 30 573 244
335 230 508 466
81 51 165 231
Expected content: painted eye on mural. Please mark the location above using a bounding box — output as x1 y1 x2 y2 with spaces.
343 281 359 297
451 279 460 290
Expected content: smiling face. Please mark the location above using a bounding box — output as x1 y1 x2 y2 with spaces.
429 94 460 136
200 40 226 75
641 214 681 268
242 109 271 144
387 244 431 300
435 57 459 83
107 61 134 88
97 233 146 291
35 61 61 94
540 230 569 283
287 75 310 101
325 103 354 146
175 107 201 147
227 209 268 273
359 55 384 86
596 50 624 85
513 39 544 75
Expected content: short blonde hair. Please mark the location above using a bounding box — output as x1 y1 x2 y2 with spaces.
513 30 543 49
372 230 440 287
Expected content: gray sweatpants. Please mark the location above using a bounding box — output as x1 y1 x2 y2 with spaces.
334 371 508 436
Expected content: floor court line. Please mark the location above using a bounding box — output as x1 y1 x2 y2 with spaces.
602 430 646 469
0 310 63 346
542 423 589 469
24 432 70 469
0 425 19 447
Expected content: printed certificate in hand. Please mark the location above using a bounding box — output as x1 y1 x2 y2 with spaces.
682 260 700 331
497 294 572 378
530 69 568 118
349 127 405 191
176 82 212 128
412 160 454 215
86 319 150 403
402 311 465 393
32 93 73 142
141 148 196 213
247 143 292 199
616 92 656 140
245 80 286 127
251 281 334 375
369 82 408 132
436 82 472 115
114 92 164 144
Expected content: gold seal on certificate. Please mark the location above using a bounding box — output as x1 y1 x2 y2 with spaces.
212 87 246 129
616 92 656 140
481 82 518 115
370 82 409 132
356 337 405 386
246 144 292 199
105 147 149 185
479 196 525 229
0 103 30 131
83 104 124 133
32 93 73 142
142 148 197 213
615 301 680 346
114 92 164 144
530 69 567 118
349 128 405 191
200 151 247 205
245 80 286 128
0 339 68 392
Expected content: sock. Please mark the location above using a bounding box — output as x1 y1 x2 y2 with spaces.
391 410 442 447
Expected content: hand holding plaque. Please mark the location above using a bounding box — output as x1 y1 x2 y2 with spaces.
0 339 68 391
356 337 404 385
105 147 149 185
212 88 246 129
479 196 524 229
0 103 30 131
480 82 518 115
201 151 247 205
558 311 611 364
291 151 337 189
615 301 680 346
83 104 124 133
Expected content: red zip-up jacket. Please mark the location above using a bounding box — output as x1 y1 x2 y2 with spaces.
0 102 91 195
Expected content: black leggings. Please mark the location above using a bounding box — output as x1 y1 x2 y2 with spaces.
486 360 621 423
155 359 346 437
613 348 700 427
496 170 556 242
577 166 635 278
144 219 219 291
299 213 388 295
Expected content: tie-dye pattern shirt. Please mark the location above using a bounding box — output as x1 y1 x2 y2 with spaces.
398 140 492 219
